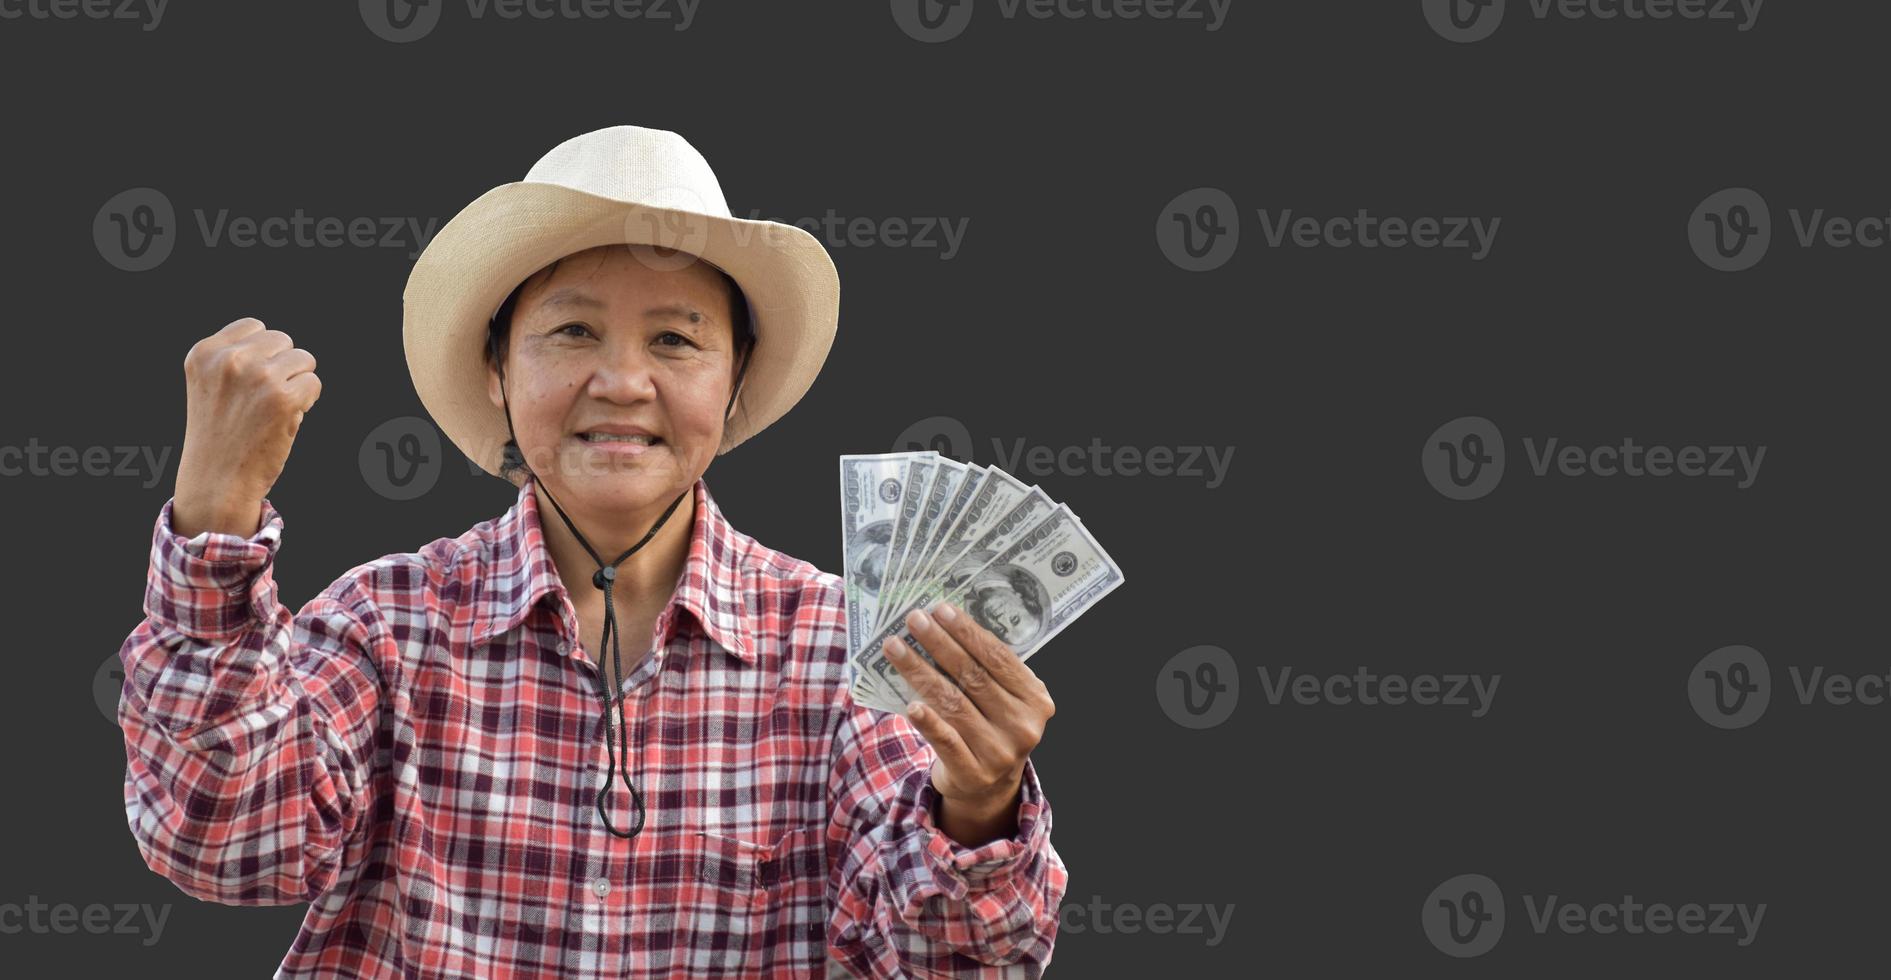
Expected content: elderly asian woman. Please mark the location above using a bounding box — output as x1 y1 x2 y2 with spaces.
116 126 1066 979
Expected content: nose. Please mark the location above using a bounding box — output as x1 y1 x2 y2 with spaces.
587 335 658 403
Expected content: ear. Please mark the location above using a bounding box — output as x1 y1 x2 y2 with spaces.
486 357 505 411
725 366 748 421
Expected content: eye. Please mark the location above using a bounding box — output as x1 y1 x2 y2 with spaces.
654 330 697 349
553 322 593 339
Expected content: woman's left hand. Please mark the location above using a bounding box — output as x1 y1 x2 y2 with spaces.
882 601 1056 843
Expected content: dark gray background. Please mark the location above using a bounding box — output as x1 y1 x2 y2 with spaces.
5 0 1885 975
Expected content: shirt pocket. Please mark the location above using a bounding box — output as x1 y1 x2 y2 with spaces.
694 830 774 912
683 830 773 973
689 825 832 973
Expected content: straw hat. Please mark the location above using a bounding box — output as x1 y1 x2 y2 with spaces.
403 125 840 476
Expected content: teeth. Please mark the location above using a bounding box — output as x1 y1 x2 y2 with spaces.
583 433 655 445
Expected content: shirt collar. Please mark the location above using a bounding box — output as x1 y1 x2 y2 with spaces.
469 474 756 664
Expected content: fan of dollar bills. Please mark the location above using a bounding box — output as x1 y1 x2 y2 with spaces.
839 451 1126 714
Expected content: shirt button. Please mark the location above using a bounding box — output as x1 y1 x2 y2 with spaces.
558 641 571 655
592 877 610 898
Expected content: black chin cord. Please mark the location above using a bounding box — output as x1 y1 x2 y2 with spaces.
499 380 688 840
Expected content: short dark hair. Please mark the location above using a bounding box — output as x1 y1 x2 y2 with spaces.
484 250 756 480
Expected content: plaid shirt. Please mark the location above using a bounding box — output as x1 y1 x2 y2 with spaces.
118 475 1065 978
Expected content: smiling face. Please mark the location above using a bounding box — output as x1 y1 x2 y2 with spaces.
484 244 747 520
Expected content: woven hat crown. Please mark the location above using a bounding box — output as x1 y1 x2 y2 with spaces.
525 126 732 218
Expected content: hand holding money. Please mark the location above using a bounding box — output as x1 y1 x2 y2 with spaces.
886 601 1055 840
838 451 1125 715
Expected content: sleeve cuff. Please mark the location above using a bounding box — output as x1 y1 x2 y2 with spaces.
909 757 1051 897
143 496 286 640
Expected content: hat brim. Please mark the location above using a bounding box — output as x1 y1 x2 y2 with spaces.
403 180 839 477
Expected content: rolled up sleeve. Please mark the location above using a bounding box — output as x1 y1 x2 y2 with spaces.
118 496 387 906
825 699 1066 977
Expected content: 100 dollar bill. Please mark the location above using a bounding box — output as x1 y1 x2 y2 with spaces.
874 458 968 635
853 505 1124 712
873 467 1031 635
854 482 1055 704
839 453 929 660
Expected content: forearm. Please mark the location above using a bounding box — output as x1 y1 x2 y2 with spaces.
170 495 265 539
934 775 1022 848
